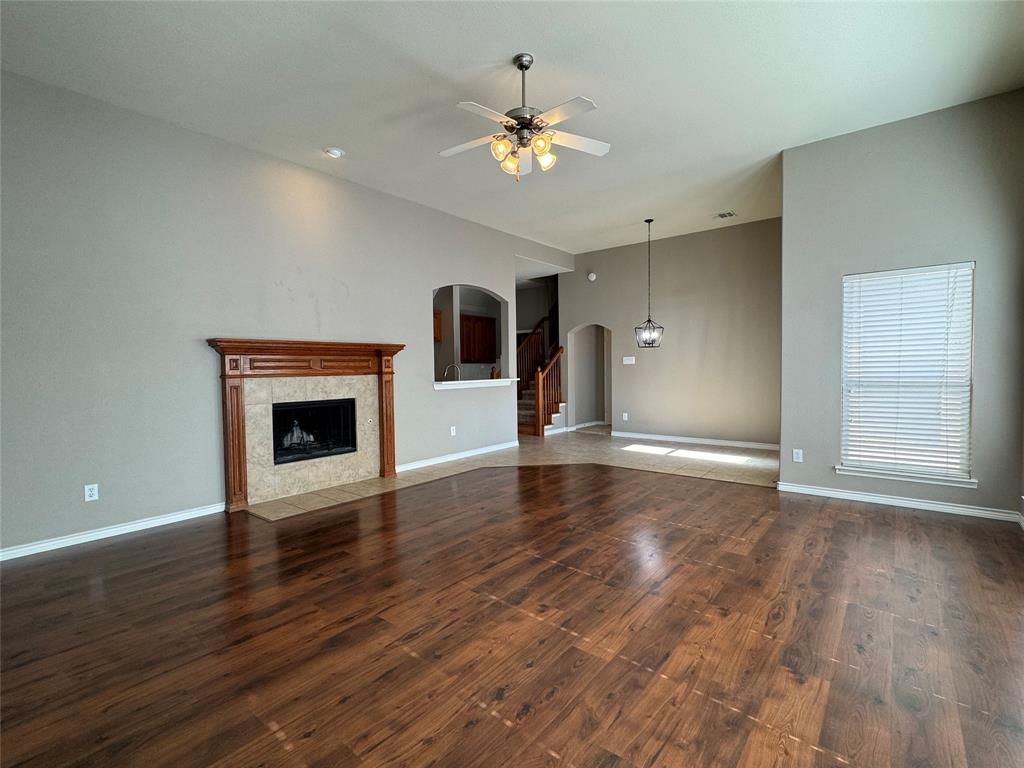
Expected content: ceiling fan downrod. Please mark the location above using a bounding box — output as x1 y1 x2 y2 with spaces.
506 53 541 140
514 52 533 109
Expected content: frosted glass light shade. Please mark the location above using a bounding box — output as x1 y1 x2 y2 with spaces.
500 152 520 175
531 132 554 156
490 137 513 162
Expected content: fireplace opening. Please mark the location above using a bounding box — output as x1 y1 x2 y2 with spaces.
272 398 356 465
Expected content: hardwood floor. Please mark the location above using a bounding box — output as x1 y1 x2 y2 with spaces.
2 464 1023 767
247 433 779 522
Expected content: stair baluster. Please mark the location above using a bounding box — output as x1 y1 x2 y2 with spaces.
531 346 563 438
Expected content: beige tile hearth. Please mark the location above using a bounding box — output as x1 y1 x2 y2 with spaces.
316 485 364 503
284 491 341 511
246 430 780 522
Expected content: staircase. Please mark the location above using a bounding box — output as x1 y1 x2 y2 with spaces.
515 316 563 437
517 380 540 433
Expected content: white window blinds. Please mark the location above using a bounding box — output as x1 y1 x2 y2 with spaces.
840 262 974 483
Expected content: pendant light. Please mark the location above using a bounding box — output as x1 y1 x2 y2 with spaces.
634 218 664 348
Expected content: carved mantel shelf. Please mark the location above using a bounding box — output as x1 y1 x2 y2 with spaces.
207 338 405 513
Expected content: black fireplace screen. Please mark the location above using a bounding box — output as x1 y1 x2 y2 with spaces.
272 398 356 465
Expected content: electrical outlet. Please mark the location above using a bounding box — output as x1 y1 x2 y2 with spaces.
450 426 457 437
84 483 99 502
622 356 636 365
792 448 804 463
622 412 629 422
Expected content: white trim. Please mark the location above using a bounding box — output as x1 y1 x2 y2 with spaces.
567 421 609 432
776 482 1018 522
835 465 978 488
433 378 518 390
395 440 519 472
0 502 225 562
545 425 566 435
611 431 779 451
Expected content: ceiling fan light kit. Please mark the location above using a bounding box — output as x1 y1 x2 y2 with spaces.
439 53 610 181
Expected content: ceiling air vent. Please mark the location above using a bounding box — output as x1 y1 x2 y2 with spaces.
715 210 736 219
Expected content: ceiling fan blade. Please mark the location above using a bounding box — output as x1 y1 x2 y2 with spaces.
550 130 611 157
536 96 596 128
438 134 496 158
518 150 532 175
457 101 513 125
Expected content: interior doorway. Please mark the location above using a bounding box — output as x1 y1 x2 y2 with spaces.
567 323 612 430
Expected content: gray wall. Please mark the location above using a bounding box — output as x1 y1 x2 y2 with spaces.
432 286 455 381
0 73 571 547
515 282 552 333
560 218 782 445
780 89 1024 512
603 328 612 424
570 324 608 426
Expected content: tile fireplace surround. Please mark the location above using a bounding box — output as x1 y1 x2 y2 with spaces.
207 338 404 513
244 375 379 504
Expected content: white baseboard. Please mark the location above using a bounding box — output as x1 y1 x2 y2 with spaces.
567 420 609 432
396 440 519 473
611 430 779 451
0 502 225 562
776 482 1019 522
545 425 566 435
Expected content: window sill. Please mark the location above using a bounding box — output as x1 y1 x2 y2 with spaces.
834 465 978 488
432 378 518 391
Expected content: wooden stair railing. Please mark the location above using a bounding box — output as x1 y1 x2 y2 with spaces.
515 316 548 399
534 346 564 438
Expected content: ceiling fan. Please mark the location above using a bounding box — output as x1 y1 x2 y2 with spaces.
439 53 610 180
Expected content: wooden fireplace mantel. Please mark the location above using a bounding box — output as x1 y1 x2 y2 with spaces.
207 338 405 513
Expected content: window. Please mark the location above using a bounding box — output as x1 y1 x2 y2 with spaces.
838 262 975 487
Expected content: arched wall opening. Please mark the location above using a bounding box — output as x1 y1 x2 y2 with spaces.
566 322 612 429
432 284 510 381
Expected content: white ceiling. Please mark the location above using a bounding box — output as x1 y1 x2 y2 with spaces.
515 255 572 287
3 2 1023 254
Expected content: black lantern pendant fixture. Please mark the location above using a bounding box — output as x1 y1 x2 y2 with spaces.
635 218 664 348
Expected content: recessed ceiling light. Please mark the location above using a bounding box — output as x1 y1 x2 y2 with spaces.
323 147 345 159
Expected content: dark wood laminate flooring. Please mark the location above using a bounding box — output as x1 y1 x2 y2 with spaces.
2 464 1023 767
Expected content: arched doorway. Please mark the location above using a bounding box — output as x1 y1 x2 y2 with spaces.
566 323 612 431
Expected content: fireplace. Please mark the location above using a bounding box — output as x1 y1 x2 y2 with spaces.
207 338 404 512
272 398 356 465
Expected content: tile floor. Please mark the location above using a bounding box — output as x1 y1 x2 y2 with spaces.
248 431 780 521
